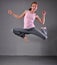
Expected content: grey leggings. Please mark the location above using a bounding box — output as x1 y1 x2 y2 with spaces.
13 27 47 40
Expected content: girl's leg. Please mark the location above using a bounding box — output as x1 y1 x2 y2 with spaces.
13 28 30 39
13 27 48 40
28 28 48 40
13 28 25 38
13 28 29 42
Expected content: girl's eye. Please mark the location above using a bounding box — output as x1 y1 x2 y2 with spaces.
32 6 35 7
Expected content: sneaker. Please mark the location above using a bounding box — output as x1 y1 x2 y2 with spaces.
41 27 47 35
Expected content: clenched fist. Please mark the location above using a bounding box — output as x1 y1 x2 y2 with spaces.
8 10 13 15
42 10 46 16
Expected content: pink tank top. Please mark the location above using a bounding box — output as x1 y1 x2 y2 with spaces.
24 10 36 29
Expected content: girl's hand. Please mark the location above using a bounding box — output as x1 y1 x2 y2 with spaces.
42 10 46 16
8 10 13 15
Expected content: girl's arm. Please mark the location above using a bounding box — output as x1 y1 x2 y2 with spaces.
35 10 46 25
8 10 26 19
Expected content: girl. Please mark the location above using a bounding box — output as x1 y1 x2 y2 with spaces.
8 2 48 41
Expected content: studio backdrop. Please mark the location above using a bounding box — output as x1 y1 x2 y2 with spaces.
0 0 57 56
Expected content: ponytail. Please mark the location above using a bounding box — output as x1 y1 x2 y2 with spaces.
29 8 32 11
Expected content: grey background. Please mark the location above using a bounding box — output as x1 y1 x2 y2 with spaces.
0 0 57 56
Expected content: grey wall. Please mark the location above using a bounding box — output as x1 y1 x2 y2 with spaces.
0 0 57 56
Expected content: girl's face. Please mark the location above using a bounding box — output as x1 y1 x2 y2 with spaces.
31 3 38 12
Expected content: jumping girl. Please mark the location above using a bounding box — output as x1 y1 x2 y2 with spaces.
8 2 48 41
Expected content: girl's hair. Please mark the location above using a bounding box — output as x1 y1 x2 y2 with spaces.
29 2 38 11
29 8 32 11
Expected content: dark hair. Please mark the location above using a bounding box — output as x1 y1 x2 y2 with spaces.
29 2 38 11
31 2 38 5
29 8 32 11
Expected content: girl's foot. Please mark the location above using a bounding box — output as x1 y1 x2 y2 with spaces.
41 27 47 29
24 36 28 42
41 27 47 35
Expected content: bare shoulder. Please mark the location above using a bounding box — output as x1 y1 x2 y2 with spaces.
24 10 29 13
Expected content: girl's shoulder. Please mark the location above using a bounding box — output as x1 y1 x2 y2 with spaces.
25 10 29 13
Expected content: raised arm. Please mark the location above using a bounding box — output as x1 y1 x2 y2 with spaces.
8 10 26 19
35 10 46 25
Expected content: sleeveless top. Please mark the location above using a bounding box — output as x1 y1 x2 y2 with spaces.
24 10 36 29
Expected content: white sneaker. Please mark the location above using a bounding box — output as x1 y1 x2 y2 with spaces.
41 27 47 35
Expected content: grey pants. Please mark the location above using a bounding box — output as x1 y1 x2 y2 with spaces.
13 27 48 40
